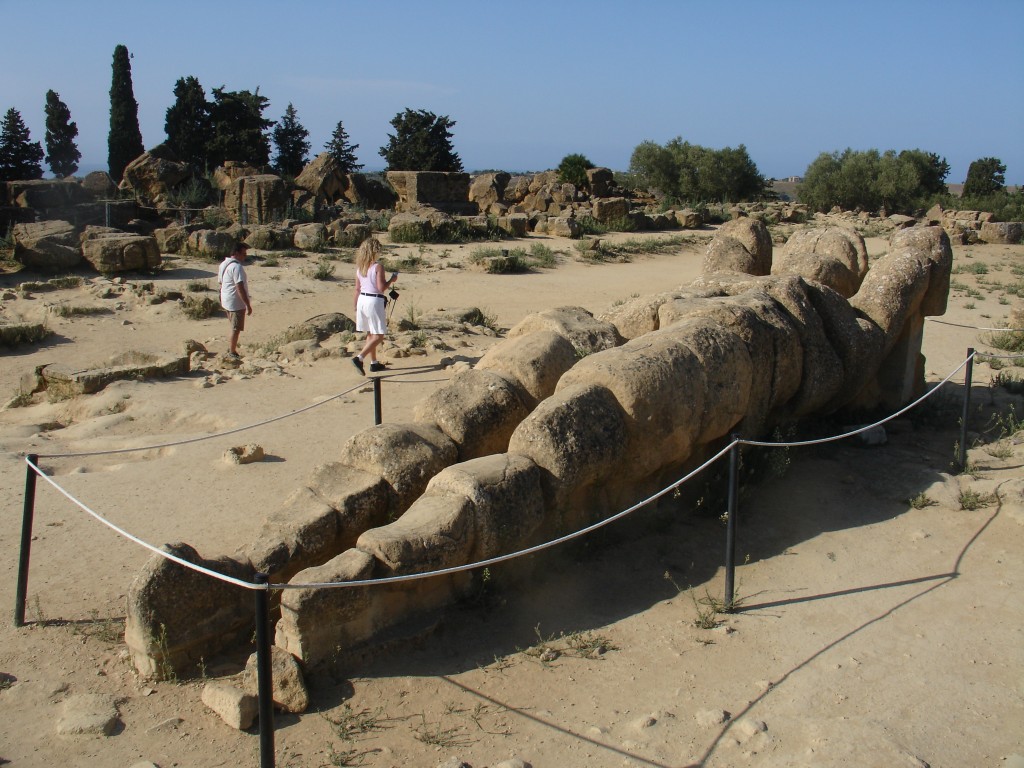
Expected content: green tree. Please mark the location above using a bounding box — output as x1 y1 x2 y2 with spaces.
797 150 844 211
108 44 145 182
898 149 950 197
325 120 362 172
0 107 44 181
556 153 593 188
43 90 80 178
628 140 680 199
379 108 462 172
164 75 212 170
963 157 1006 197
799 147 954 213
207 87 273 168
628 137 769 204
271 102 310 177
875 150 919 212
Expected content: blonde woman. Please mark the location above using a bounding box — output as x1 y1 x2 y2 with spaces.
351 237 398 374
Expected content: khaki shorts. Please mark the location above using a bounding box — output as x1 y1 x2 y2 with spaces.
227 310 246 331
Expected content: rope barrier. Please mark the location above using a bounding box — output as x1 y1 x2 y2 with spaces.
24 456 263 591
271 441 738 590
974 351 1024 360
741 352 973 449
17 349 986 594
381 375 451 385
34 380 367 459
927 318 1024 333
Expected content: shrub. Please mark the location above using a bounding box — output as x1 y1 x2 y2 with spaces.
51 305 112 318
0 323 50 347
987 328 1024 354
181 295 219 319
202 207 233 229
528 243 557 268
557 153 593 188
305 257 336 280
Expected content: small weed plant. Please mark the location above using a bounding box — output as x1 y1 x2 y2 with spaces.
991 372 1024 397
908 492 938 509
305 257 336 280
154 623 178 682
952 262 989 275
51 305 111 318
958 487 996 511
987 328 1024 354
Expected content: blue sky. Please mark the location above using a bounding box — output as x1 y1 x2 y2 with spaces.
2 0 1022 183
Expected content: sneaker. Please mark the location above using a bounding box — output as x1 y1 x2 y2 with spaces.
225 351 241 360
351 356 365 375
369 362 387 372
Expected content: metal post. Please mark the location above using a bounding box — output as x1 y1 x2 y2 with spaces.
723 437 740 612
253 573 275 768
15 454 39 627
373 377 383 426
959 348 974 470
104 201 110 228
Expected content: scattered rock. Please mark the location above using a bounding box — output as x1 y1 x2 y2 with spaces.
735 717 768 739
242 646 309 714
695 708 730 728
201 681 257 730
224 444 265 465
630 713 658 730
56 693 119 736
493 759 531 768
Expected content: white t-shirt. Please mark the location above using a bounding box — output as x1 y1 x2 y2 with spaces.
218 257 249 311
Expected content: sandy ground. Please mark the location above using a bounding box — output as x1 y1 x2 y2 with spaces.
0 225 1022 768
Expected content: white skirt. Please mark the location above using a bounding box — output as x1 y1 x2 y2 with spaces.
356 293 387 334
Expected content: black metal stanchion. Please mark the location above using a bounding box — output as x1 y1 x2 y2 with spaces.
723 437 740 612
373 377 382 426
253 573 275 768
15 454 39 627
959 348 974 471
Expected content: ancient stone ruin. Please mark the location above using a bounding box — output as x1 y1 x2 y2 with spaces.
124 221 952 679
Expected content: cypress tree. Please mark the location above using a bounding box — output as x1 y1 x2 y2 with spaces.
379 108 462 172
108 44 145 182
0 107 44 182
963 157 1006 198
44 90 81 178
207 87 273 168
271 102 310 177
325 120 363 173
164 75 212 171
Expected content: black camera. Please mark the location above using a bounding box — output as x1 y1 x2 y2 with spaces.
388 288 399 301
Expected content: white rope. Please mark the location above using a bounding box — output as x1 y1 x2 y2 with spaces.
36 380 367 459
19 350 990 594
25 457 263 591
741 351 974 448
974 351 1024 360
271 441 738 590
928 318 1024 333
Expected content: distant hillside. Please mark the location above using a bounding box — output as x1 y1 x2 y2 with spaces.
771 180 799 201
